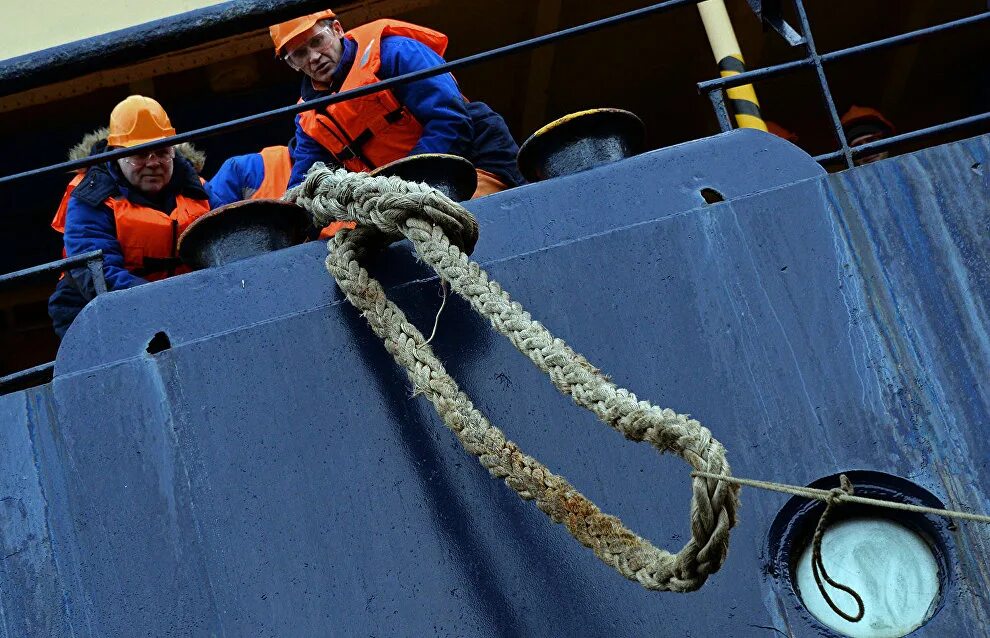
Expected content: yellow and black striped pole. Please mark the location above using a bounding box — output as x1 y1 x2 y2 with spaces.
697 0 767 131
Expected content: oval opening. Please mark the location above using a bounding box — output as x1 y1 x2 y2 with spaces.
700 187 725 204
146 331 171 355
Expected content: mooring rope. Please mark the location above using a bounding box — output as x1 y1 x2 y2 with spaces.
286 166 740 592
809 475 864 623
286 166 990 610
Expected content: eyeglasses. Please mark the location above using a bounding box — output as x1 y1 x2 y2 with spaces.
122 148 175 167
283 27 334 70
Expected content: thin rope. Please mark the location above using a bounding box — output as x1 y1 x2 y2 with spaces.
287 166 740 593
694 470 990 624
810 475 864 622
691 472 990 524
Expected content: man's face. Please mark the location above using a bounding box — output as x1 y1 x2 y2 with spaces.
117 147 175 195
284 21 346 84
849 128 891 166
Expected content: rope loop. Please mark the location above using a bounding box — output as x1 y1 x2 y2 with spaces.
287 165 479 255
290 166 740 592
811 474 865 623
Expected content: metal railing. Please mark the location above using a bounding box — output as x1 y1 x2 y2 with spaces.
1 0 985 183
698 1 990 168
0 250 106 394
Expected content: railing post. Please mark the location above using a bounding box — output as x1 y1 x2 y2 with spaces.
707 90 735 133
87 254 108 295
791 0 854 169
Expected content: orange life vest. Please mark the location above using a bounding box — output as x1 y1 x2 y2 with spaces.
297 19 449 173
52 180 211 281
252 145 292 200
110 194 211 280
51 172 85 235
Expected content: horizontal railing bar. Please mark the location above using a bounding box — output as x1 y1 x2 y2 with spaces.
820 11 990 63
697 58 812 93
0 0 699 189
0 250 103 287
812 150 844 163
812 111 990 163
699 11 990 94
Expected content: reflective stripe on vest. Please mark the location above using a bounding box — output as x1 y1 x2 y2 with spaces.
298 19 450 173
109 193 211 281
252 146 292 200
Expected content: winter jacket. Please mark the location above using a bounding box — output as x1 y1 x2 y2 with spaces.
207 145 292 207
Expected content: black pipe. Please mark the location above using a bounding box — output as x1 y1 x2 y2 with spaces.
0 0 699 188
0 0 332 99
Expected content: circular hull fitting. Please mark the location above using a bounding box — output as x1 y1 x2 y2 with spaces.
766 471 954 638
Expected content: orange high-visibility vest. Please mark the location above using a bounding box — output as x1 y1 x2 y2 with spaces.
110 194 211 280
252 146 292 200
297 19 449 173
51 173 86 235
52 183 211 281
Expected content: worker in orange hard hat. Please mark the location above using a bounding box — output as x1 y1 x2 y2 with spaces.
270 8 525 220
48 95 213 339
841 105 896 166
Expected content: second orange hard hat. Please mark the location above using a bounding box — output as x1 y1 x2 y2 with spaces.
106 95 176 147
840 105 895 135
270 9 337 57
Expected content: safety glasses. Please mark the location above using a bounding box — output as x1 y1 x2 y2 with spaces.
122 148 175 167
283 27 334 71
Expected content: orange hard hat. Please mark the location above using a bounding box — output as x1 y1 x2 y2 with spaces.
106 95 176 147
270 9 337 56
840 105 895 135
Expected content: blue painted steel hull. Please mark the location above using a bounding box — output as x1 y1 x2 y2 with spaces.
2 130 988 636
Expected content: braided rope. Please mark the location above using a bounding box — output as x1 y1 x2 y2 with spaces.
287 166 739 592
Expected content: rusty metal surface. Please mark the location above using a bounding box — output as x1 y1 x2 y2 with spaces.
2 130 988 636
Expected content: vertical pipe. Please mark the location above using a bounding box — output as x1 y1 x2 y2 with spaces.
697 0 768 131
